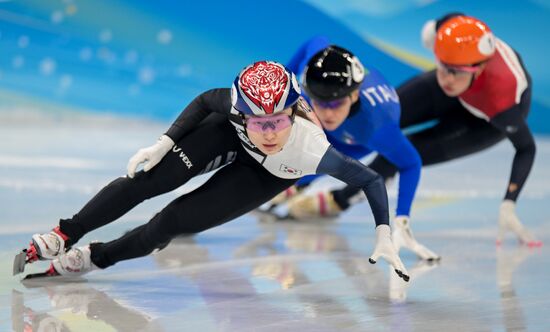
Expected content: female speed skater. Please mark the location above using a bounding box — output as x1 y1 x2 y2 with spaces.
14 61 409 281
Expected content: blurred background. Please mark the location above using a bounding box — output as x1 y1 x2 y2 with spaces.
1 0 549 132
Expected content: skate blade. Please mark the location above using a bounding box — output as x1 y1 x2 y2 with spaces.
22 270 57 280
13 250 27 276
21 272 86 286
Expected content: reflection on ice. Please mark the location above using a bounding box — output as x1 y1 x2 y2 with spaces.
12 284 164 332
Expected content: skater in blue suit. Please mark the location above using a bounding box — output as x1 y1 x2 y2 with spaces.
277 36 439 260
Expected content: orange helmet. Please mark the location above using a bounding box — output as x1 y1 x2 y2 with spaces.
434 15 496 66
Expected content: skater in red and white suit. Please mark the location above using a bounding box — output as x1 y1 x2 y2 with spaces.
366 13 541 246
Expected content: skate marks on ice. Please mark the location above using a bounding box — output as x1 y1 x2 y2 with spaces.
11 284 164 332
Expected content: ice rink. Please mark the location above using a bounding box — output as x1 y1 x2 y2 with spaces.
1 113 549 331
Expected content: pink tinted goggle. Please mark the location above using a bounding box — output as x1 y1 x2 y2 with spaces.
437 60 480 74
245 113 293 133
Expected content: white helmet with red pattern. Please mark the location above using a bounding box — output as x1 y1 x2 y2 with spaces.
231 61 301 115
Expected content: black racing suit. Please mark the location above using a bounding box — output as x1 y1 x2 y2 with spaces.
58 89 389 268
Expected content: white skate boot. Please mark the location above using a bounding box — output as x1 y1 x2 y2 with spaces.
28 226 70 262
51 245 97 277
14 226 72 276
392 216 440 261
497 200 542 247
22 245 97 280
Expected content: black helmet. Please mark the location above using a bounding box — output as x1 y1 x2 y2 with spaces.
303 45 365 102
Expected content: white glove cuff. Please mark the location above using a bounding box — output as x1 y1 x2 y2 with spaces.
157 134 175 153
375 224 391 238
501 199 516 212
394 215 410 228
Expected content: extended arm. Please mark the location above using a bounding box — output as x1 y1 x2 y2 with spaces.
128 89 231 177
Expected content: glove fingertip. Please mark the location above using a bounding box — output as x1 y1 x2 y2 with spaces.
395 269 410 282
126 165 135 178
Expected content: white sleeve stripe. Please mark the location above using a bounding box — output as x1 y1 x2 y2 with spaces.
229 121 245 130
495 39 528 104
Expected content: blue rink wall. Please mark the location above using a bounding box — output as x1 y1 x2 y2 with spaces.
0 0 549 133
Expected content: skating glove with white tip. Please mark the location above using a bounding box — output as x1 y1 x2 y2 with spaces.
369 224 410 282
127 134 174 178
392 216 441 261
497 200 542 247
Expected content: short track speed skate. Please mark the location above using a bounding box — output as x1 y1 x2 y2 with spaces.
13 226 70 275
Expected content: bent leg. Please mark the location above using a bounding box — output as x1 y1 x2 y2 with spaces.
409 114 504 166
333 114 505 210
364 114 504 176
59 115 238 244
90 157 296 268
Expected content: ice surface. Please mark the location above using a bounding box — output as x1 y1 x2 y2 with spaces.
1 114 549 331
